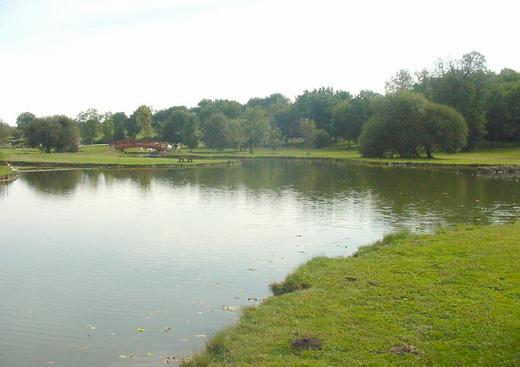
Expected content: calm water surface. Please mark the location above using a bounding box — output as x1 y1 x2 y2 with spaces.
1 160 519 366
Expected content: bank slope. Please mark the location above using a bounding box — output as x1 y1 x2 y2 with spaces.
184 224 520 367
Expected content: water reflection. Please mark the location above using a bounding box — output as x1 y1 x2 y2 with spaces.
18 160 520 226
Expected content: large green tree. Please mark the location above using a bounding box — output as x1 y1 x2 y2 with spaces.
359 93 468 158
26 115 79 152
132 105 154 138
0 121 14 145
159 109 199 150
293 88 351 136
16 112 36 136
112 112 129 140
298 119 317 150
101 112 114 143
76 108 102 144
242 108 271 153
202 113 243 150
416 51 490 150
486 70 520 142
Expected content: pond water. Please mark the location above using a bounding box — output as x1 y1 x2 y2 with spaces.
1 160 519 366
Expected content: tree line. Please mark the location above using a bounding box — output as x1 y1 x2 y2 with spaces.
3 51 519 157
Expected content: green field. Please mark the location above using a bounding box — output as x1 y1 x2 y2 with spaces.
0 166 14 178
2 144 520 169
183 223 520 367
187 145 520 166
0 145 235 169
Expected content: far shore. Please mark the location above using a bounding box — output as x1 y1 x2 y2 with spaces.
2 144 520 175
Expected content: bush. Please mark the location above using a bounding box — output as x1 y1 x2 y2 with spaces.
314 129 331 148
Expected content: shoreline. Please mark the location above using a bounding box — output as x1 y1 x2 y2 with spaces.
8 159 240 172
181 223 520 366
7 154 520 177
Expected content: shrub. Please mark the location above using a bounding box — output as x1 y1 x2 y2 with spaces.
314 129 331 148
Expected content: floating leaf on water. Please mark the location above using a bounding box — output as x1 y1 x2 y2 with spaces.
195 334 207 338
145 352 153 357
136 327 145 333
119 355 128 359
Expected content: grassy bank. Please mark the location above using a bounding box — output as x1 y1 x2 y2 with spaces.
186 145 520 167
0 145 236 169
3 145 520 170
0 166 15 178
184 223 520 367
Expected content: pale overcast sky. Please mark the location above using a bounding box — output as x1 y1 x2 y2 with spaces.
0 0 519 124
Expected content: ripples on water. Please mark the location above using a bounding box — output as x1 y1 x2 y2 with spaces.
0 160 519 366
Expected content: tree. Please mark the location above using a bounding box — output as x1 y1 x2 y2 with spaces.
26 118 60 152
180 115 200 151
26 115 79 152
273 107 297 144
314 129 331 148
242 108 270 153
55 116 80 152
125 115 140 139
101 113 114 143
132 105 154 138
159 109 200 150
359 93 468 158
266 124 282 150
332 90 380 145
16 112 36 136
385 69 414 94
486 70 520 142
421 103 468 157
0 120 13 145
196 99 244 130
112 112 128 140
416 51 490 149
298 119 317 150
76 109 102 144
293 88 351 136
160 111 183 144
202 113 243 151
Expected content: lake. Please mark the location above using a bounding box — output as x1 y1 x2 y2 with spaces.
1 160 519 366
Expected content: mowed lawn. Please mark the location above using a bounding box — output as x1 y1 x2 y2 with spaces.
0 145 233 167
190 146 520 166
0 166 14 177
3 144 520 168
183 223 520 367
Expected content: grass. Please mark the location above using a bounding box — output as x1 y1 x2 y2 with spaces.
0 166 14 178
183 223 520 367
3 144 520 169
0 145 236 169
185 144 520 166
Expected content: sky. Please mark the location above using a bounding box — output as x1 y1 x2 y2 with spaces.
0 0 519 125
